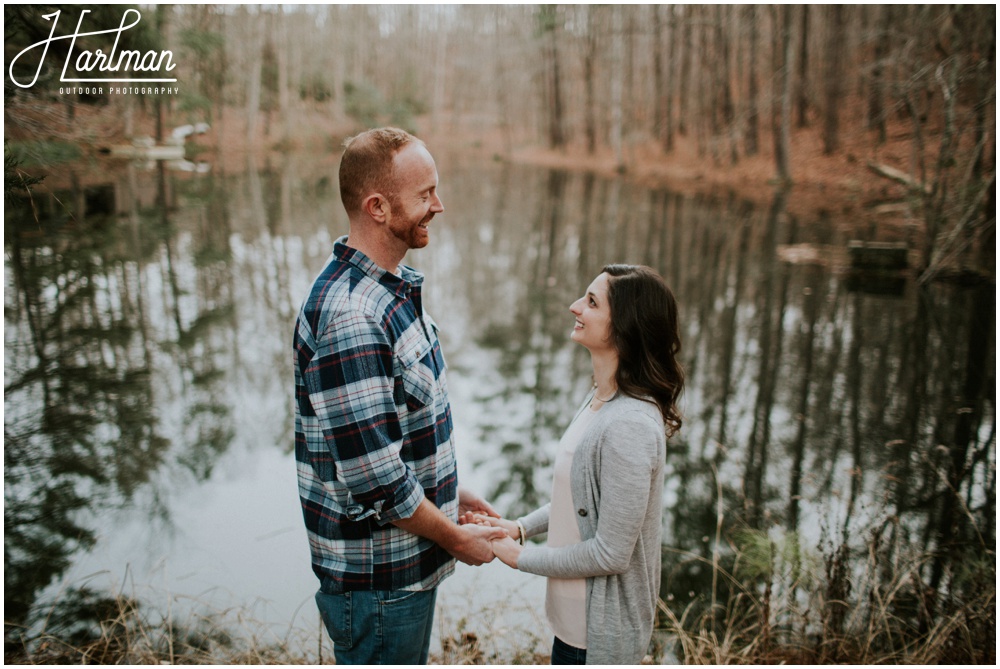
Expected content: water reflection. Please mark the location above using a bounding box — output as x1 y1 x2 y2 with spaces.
427 159 994 635
4 152 994 653
4 160 238 635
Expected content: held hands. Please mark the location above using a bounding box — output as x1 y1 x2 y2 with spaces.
458 511 518 539
450 522 507 566
458 512 523 569
447 487 505 566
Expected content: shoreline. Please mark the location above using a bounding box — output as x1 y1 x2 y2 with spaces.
12 104 986 274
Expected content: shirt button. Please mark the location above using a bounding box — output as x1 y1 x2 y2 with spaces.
578 508 588 517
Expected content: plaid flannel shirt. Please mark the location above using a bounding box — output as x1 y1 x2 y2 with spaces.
293 237 457 593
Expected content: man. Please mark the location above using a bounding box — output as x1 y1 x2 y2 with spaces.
293 127 504 664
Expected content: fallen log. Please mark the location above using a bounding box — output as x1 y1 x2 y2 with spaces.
866 162 931 195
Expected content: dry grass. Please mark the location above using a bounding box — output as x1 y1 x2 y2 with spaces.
4 575 552 665
7 533 992 666
654 531 995 665
431 578 551 664
5 584 325 665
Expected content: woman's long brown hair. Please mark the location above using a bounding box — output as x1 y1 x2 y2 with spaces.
603 264 685 437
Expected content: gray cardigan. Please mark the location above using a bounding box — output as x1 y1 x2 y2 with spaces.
517 393 666 665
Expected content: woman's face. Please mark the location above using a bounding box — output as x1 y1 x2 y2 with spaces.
569 272 614 353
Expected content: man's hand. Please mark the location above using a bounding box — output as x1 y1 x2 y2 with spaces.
457 487 500 518
393 498 503 566
446 522 507 566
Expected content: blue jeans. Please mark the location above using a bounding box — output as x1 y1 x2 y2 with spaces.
551 636 587 665
315 588 438 665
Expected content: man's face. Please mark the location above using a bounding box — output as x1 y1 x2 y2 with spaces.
386 144 444 250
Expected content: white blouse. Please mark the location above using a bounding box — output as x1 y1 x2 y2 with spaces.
544 404 600 649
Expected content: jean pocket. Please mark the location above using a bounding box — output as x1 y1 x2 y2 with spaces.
315 590 352 645
377 588 425 606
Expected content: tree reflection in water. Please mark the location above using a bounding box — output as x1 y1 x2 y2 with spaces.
437 162 994 649
4 155 994 656
4 162 234 642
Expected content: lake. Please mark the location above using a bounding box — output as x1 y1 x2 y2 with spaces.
4 149 994 661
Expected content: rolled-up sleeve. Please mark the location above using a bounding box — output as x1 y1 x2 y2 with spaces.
303 309 424 525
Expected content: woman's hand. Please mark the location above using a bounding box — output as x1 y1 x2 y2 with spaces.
491 536 522 569
459 512 519 541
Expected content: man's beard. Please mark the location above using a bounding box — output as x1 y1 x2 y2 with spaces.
389 201 432 249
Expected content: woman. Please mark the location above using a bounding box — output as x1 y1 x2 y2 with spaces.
468 264 684 665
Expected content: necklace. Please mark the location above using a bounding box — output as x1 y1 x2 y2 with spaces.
592 387 617 403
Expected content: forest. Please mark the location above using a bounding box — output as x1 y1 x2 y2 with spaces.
5 4 996 278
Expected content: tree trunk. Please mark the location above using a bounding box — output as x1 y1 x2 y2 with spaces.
706 6 720 160
494 12 514 154
867 5 891 143
716 5 737 164
583 5 598 154
796 5 810 128
965 5 995 182
433 17 448 134
745 5 759 155
155 5 168 142
624 8 637 160
330 6 346 121
549 19 565 149
696 7 711 157
277 11 290 140
664 6 678 152
773 6 794 183
245 11 264 147
537 5 566 150
609 6 624 165
653 5 665 143
677 6 692 136
822 5 846 154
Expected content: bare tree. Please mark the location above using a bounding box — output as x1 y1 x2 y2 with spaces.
796 6 811 128
716 5 737 164
822 5 847 154
695 6 711 157
609 5 624 166
653 5 665 145
867 5 892 144
773 5 795 183
677 6 692 137
154 4 169 142
663 6 679 152
493 9 514 153
244 7 264 146
583 5 599 155
537 5 566 150
745 5 760 156
277 10 290 139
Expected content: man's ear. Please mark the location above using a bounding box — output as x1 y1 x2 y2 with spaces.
362 193 390 222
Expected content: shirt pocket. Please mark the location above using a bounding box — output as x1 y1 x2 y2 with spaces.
397 338 435 412
425 315 448 371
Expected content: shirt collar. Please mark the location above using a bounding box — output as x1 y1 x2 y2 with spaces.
333 235 424 297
